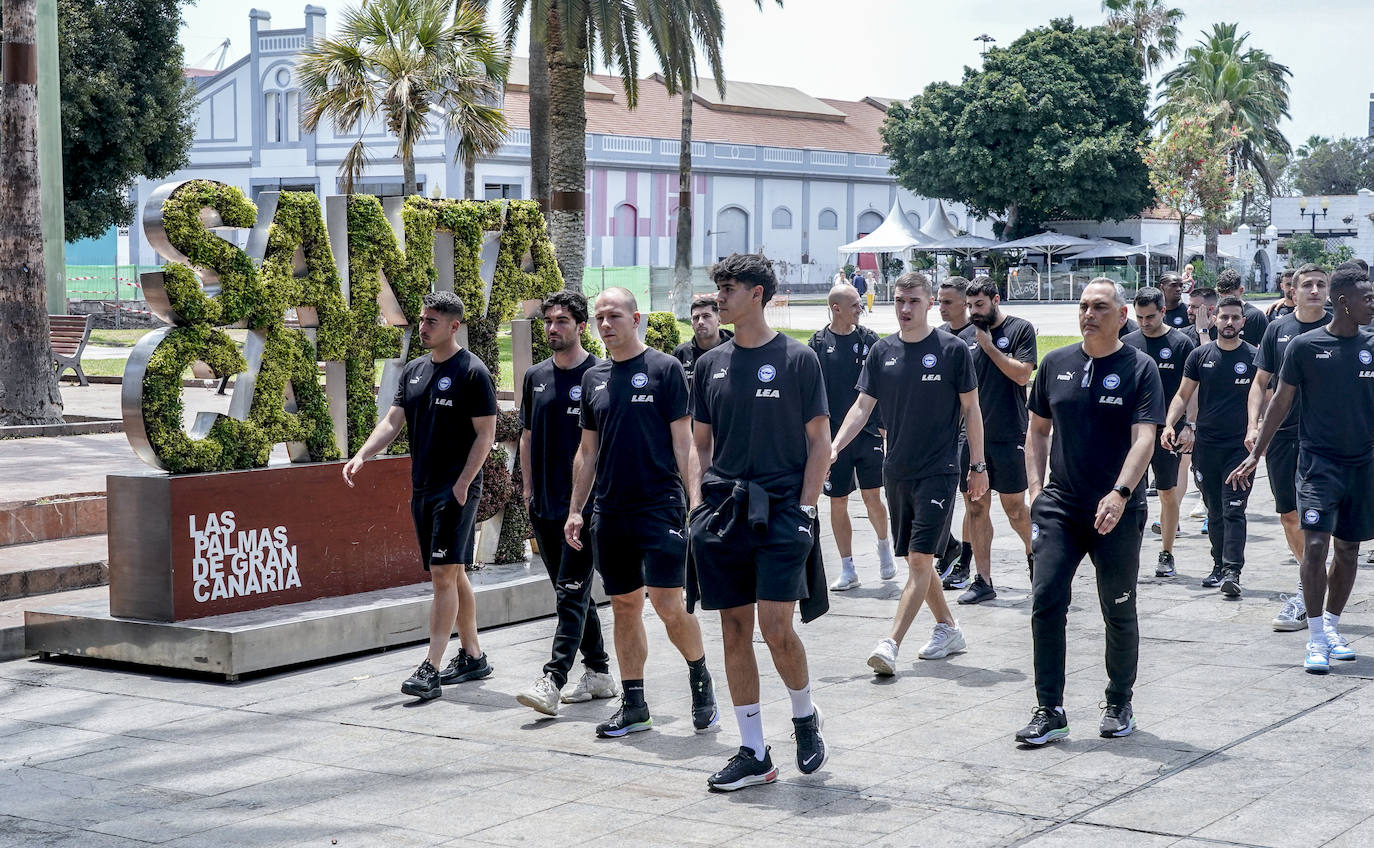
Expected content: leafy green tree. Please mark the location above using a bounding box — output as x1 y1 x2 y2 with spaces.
1102 0 1183 75
1143 102 1244 269
1287 136 1374 197
882 18 1153 239
298 0 509 196
52 0 195 240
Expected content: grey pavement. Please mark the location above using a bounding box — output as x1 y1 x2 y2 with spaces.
4 464 1374 847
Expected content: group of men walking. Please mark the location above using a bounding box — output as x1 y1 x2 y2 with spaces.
341 252 1374 790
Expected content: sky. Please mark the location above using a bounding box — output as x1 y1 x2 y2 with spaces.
179 0 1373 145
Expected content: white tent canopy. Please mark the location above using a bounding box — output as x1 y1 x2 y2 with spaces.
919 200 960 242
838 197 926 257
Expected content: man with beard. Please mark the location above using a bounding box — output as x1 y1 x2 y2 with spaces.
935 277 975 587
343 291 497 700
1246 264 1331 631
1267 270 1296 319
1123 288 1196 578
1215 269 1269 345
514 291 615 715
1229 267 1374 674
809 283 893 590
673 294 733 394
1161 296 1255 594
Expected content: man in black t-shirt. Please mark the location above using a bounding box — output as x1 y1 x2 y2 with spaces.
1017 279 1163 746
1266 269 1296 319
1216 269 1269 346
809 282 890 591
833 272 988 676
1161 297 1255 595
1246 264 1331 631
1158 272 1191 330
1181 287 1217 348
672 294 734 392
565 288 717 739
343 292 498 701
955 277 1037 605
1123 287 1197 578
689 254 831 792
1230 267 1374 675
934 276 975 587
514 291 615 716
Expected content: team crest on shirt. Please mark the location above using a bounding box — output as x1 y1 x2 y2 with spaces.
1304 509 1320 525
922 353 937 368
631 372 648 388
853 342 860 353
436 376 452 391
1159 347 1172 360
758 364 777 382
1102 373 1121 390
1031 523 1040 541
1173 316 1184 325
996 336 1010 349
569 386 582 401
1233 362 1247 374
1361 350 1373 365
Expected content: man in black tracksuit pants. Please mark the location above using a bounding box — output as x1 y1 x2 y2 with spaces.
1018 279 1163 746
516 291 615 715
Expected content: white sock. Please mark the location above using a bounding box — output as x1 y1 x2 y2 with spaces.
841 556 856 574
1324 611 1340 631
734 703 765 760
785 683 814 719
1308 617 1327 643
877 537 893 559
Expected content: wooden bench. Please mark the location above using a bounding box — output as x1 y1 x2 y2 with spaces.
50 314 94 387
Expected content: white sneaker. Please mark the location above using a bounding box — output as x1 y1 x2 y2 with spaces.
866 638 899 676
1304 640 1331 674
879 555 897 581
516 673 562 716
830 570 861 591
918 622 967 660
1188 501 1207 519
560 669 618 703
1272 594 1307 632
1326 628 1356 661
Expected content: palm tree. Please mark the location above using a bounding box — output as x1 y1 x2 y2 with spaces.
1102 0 1183 76
452 1 513 198
299 0 509 197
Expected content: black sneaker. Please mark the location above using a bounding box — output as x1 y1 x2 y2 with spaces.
707 746 778 791
1220 569 1242 597
401 660 442 700
595 699 653 738
957 574 997 605
936 537 962 582
942 560 971 590
1201 566 1225 588
1099 702 1136 738
1155 551 1176 577
690 666 719 732
792 705 827 774
439 650 492 684
1014 706 1069 746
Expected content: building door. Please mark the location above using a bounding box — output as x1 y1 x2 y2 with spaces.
856 210 884 271
715 207 748 259
613 203 638 267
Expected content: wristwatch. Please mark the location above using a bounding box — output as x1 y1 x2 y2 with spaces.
970 461 988 473
800 504 818 520
1111 484 1132 499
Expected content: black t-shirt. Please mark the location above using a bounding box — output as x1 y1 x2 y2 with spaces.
856 329 976 481
1268 301 1296 319
520 354 599 520
808 325 880 437
1182 341 1256 445
1163 302 1190 330
1028 343 1165 510
1121 328 1196 407
1118 317 1139 339
1277 329 1374 463
579 348 689 513
394 349 498 494
672 329 733 391
970 315 1037 442
692 334 828 500
1253 311 1332 439
1206 302 1269 346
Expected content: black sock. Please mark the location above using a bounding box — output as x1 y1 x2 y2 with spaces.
960 541 973 566
687 656 708 674
622 679 646 708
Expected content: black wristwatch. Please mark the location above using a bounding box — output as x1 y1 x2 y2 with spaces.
1111 484 1132 499
970 461 988 473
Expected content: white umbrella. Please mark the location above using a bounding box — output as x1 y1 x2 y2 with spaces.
992 232 1100 300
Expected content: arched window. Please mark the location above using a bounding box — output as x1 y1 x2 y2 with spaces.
771 207 793 230
612 203 638 266
817 208 838 230
906 212 922 232
263 66 300 145
857 210 883 236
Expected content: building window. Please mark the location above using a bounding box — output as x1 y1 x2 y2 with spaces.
818 209 838 231
484 183 522 200
264 91 281 143
264 89 300 145
771 207 793 230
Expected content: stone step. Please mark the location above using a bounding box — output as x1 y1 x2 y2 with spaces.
0 535 109 601
0 493 106 547
0 584 109 662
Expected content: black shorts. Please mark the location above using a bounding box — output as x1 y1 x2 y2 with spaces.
1296 451 1374 542
689 498 813 610
886 474 958 557
960 438 1028 494
1267 435 1299 515
590 504 688 596
411 482 483 570
1148 443 1181 491
825 431 884 498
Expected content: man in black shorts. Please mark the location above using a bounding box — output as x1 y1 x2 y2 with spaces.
1230 266 1374 674
343 291 497 700
1017 279 1163 745
689 254 831 791
672 294 733 392
1161 296 1254 594
1215 269 1268 345
1123 287 1196 578
1159 272 1191 330
832 272 988 674
809 282 892 590
956 277 1036 604
566 288 718 738
515 291 615 716
935 276 975 587
1246 264 1330 630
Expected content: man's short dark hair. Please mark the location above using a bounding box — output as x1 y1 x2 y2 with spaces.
1134 286 1164 311
1217 294 1245 311
422 290 465 322
894 271 932 295
1280 268 1295 283
690 294 719 313
938 275 969 295
710 253 777 304
1294 263 1328 283
1158 272 1182 287
966 277 998 300
1335 259 1370 274
1215 269 1243 293
1331 266 1371 299
542 289 588 324
1191 286 1217 303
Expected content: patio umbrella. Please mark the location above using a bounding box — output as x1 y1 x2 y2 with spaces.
991 232 1100 300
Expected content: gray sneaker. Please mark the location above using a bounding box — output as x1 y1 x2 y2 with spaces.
560 670 617 703
1272 594 1307 632
957 574 997 605
917 622 967 660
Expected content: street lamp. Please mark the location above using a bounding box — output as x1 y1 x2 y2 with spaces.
1298 196 1329 234
974 33 995 58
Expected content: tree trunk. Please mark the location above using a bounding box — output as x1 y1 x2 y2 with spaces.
528 25 551 215
403 150 417 196
546 6 587 292
464 150 476 200
0 0 63 425
671 83 694 319
1240 191 1250 227
1003 202 1018 240
1204 220 1219 271
1176 215 1186 271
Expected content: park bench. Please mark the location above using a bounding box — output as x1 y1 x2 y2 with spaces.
50 314 94 387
